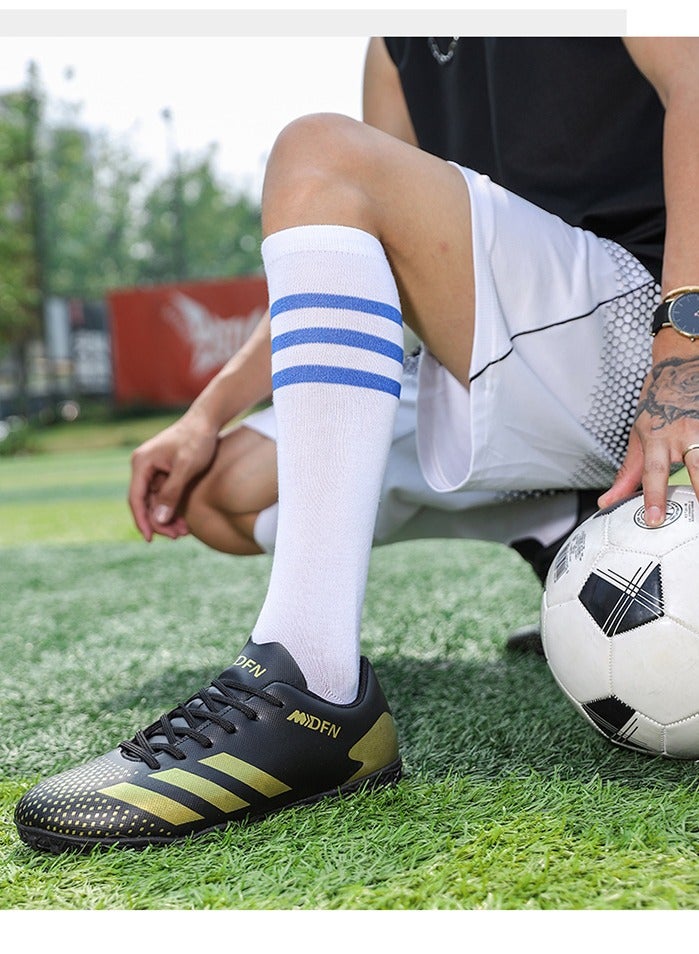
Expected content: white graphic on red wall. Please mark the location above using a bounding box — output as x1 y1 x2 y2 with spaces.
164 292 265 376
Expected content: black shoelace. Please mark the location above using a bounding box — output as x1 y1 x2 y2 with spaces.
120 676 283 770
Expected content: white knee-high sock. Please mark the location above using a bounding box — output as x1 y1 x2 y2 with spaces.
251 224 403 703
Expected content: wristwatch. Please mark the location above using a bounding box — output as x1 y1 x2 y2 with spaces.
651 287 699 339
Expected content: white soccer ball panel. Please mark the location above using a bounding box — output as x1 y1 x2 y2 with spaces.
543 517 608 606
606 487 699 556
655 542 699 631
541 598 610 702
664 714 699 759
611 617 699 724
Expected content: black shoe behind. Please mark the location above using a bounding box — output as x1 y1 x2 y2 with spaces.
507 490 602 654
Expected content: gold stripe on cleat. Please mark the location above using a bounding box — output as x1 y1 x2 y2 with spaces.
153 768 250 813
348 712 399 782
98 782 204 826
200 752 291 797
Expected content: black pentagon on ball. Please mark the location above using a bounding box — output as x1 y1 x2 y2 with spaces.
579 562 663 637
582 697 655 753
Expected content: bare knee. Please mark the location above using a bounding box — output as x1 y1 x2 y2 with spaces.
262 113 379 235
265 113 366 185
183 426 278 555
184 477 257 555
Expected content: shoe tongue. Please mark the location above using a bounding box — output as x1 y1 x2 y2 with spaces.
217 639 308 692
135 641 307 755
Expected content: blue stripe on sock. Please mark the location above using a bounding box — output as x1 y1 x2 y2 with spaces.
270 293 402 325
271 327 403 364
272 365 401 397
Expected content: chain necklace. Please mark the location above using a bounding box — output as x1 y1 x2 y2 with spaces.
428 37 460 65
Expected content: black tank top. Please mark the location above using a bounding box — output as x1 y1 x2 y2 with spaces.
384 37 665 281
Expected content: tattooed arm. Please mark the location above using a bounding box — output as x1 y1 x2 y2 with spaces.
598 38 699 525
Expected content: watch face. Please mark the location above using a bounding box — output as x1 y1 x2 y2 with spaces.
670 292 699 337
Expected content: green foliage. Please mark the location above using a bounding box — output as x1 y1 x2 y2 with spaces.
40 126 146 298
138 145 262 284
0 418 37 456
0 88 40 349
0 64 263 355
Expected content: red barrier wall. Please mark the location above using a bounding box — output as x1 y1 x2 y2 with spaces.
109 276 268 407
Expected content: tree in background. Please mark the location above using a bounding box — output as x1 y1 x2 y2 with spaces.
0 90 39 346
41 124 146 299
137 144 262 285
0 62 263 353
0 82 42 407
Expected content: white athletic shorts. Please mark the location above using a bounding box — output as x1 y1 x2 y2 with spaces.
246 165 661 553
418 165 660 495
246 357 594 553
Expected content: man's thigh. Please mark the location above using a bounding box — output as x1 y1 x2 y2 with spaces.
262 113 477 385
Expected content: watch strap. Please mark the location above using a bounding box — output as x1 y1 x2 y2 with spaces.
651 300 671 336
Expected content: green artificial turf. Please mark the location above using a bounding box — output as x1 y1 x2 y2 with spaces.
0 449 140 546
3 442 699 910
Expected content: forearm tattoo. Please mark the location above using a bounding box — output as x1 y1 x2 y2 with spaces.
636 356 699 428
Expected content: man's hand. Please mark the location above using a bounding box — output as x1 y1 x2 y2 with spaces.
599 332 699 525
607 39 699 524
128 411 219 542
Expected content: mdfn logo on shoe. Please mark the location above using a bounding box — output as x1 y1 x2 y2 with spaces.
287 710 341 738
233 654 267 678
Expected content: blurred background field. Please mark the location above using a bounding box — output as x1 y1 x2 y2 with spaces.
0 414 177 546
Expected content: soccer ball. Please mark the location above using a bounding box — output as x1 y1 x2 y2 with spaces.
541 485 699 759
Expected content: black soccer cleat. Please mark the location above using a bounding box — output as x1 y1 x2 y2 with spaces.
507 489 603 655
15 640 402 853
509 490 603 588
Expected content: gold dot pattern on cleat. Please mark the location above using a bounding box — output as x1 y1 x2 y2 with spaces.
16 755 179 839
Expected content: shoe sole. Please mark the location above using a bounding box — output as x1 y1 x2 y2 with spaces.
505 623 545 656
16 758 403 854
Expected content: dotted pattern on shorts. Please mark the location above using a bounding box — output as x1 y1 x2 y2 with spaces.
497 241 659 504
574 238 659 489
